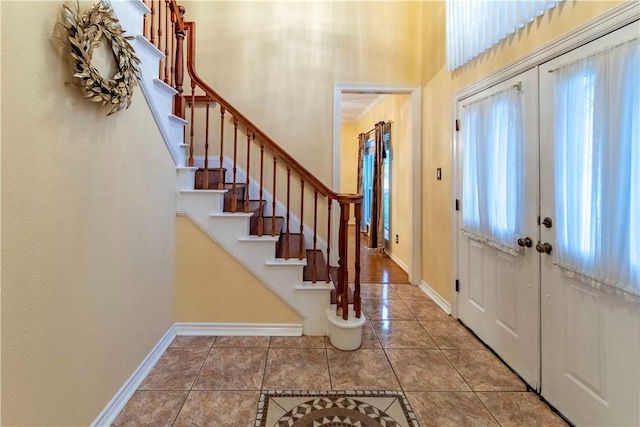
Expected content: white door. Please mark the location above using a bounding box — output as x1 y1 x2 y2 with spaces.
457 68 541 389
539 23 640 426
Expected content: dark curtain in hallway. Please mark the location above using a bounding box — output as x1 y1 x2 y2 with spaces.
368 121 387 252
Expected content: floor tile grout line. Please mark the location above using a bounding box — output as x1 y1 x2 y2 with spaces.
325 344 334 391
170 337 217 427
473 390 505 427
440 347 477 393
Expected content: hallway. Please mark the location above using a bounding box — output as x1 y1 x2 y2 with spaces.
348 225 410 284
113 282 567 426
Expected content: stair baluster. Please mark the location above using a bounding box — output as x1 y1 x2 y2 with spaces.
164 0 170 84
258 142 264 236
312 190 318 283
157 0 163 81
203 97 210 189
218 106 225 190
285 165 291 260
232 118 239 213
245 131 251 213
150 0 156 45
188 82 195 166
299 179 304 260
326 199 332 283
271 156 277 236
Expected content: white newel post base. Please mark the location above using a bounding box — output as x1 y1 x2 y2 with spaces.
326 305 366 351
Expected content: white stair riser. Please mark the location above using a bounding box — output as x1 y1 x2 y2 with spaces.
177 192 225 214
176 168 197 192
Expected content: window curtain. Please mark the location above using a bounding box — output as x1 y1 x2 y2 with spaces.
356 133 367 233
368 122 387 252
552 38 639 301
446 0 561 71
462 85 523 255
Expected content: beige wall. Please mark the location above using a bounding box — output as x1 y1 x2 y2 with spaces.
182 1 421 186
174 216 302 323
345 95 413 270
340 121 359 196
1 2 177 425
420 0 625 302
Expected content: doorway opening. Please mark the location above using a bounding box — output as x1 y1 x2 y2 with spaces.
332 84 421 284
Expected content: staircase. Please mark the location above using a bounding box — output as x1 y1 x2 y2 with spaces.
110 0 365 347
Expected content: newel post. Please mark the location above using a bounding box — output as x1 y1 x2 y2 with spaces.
337 201 350 320
353 200 362 318
173 5 186 117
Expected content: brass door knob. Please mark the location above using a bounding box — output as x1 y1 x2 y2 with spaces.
536 242 553 254
517 237 533 247
542 217 553 228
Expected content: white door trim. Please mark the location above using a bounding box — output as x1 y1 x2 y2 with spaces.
451 2 639 318
333 84 422 285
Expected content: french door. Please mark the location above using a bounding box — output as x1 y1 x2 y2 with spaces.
457 68 541 389
539 23 639 426
458 22 639 427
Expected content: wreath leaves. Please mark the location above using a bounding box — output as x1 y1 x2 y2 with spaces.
61 1 140 115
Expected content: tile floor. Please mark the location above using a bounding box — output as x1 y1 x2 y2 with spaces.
113 283 568 427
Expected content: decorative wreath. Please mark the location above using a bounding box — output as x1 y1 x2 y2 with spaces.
61 1 140 115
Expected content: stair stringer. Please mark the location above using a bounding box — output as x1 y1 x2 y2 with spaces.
176 193 333 336
107 0 188 167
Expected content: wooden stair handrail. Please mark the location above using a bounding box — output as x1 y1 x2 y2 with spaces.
183 20 361 206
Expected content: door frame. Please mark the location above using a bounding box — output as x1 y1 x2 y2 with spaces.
332 83 422 285
450 2 638 319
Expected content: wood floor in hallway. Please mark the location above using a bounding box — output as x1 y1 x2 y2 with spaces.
347 225 409 284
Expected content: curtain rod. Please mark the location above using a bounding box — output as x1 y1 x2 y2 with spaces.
359 121 391 138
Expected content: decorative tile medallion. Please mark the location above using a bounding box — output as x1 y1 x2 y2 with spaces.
256 390 419 427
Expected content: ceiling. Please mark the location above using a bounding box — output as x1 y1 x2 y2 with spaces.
341 93 384 123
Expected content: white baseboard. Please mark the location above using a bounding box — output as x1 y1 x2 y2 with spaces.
91 325 177 427
386 251 409 275
174 322 303 336
419 280 452 315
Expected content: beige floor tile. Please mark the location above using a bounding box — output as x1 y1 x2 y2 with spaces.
173 390 260 427
362 298 415 320
420 320 486 349
406 391 499 427
390 284 430 300
402 298 451 321
359 321 383 348
386 349 470 391
477 392 569 426
354 283 399 299
443 350 526 391
193 347 267 390
327 348 400 390
269 335 325 348
213 336 270 347
169 335 215 349
138 347 209 390
263 348 331 390
112 390 187 427
372 320 437 349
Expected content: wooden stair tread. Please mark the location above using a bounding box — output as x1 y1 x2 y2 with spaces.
303 249 329 282
250 216 284 236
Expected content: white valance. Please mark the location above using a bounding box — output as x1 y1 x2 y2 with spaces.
446 0 562 71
